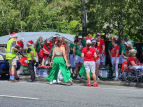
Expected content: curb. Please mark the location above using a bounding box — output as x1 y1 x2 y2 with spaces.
19 75 143 88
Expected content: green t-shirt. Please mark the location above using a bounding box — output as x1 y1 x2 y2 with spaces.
108 42 113 51
36 41 43 53
119 44 126 56
142 47 143 52
82 40 87 47
133 46 137 50
69 43 74 54
73 43 82 56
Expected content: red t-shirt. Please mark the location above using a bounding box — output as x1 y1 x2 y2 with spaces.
17 41 24 49
82 47 96 61
128 57 140 66
43 44 50 59
85 36 92 40
96 39 105 54
49 40 55 50
95 46 100 55
111 45 120 57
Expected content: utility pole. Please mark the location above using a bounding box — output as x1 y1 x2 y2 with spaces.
82 0 87 37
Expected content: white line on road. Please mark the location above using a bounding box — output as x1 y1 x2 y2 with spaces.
0 95 39 100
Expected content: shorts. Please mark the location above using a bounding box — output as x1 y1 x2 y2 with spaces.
70 54 75 67
74 55 84 64
98 54 104 63
95 58 100 65
9 57 17 66
84 61 95 73
122 58 126 63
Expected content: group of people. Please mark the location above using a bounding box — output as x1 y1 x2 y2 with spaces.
4 31 143 87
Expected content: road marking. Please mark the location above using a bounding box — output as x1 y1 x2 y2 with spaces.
0 95 39 100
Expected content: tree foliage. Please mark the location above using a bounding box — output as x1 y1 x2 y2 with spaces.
0 0 143 41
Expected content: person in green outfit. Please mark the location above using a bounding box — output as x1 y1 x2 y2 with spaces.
73 36 85 79
46 38 73 85
119 37 126 64
131 40 137 50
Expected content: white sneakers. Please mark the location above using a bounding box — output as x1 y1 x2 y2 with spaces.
76 76 81 79
50 82 53 85
81 76 85 79
72 73 76 77
69 79 73 85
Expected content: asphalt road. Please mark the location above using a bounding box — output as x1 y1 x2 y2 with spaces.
0 80 143 107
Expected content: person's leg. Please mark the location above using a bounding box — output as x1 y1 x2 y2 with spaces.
74 55 80 77
59 57 73 83
46 57 59 82
95 59 100 80
83 61 90 84
28 61 35 81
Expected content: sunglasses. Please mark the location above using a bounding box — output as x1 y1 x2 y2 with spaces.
96 35 100 36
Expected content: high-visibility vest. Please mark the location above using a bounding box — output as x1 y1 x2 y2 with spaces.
6 39 17 60
26 46 36 61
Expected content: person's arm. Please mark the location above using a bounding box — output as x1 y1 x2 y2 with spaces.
81 53 84 58
114 50 119 62
73 46 76 57
30 51 34 60
108 50 111 57
51 48 55 63
43 48 49 54
102 45 105 56
130 61 137 66
94 52 97 58
62 47 68 66
121 52 127 59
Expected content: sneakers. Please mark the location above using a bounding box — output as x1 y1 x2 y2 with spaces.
93 83 98 87
69 79 73 85
50 82 53 85
86 83 91 87
9 79 19 82
76 76 81 80
72 73 76 77
81 76 85 79
113 77 118 81
86 83 98 87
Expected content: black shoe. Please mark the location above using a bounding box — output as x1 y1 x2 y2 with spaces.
27 80 36 82
46 64 50 66
15 77 19 80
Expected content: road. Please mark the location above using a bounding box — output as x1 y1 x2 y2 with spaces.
0 80 143 107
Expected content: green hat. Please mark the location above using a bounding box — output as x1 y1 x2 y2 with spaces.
131 40 134 43
129 49 137 53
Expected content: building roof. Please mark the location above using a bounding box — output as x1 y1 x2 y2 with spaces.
0 32 75 48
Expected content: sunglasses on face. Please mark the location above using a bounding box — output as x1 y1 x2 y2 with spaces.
96 35 100 36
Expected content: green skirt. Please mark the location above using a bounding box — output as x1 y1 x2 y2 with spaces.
79 64 92 79
46 57 73 82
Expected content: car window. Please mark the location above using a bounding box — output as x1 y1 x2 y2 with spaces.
0 55 4 60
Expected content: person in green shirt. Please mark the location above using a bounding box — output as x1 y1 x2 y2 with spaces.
131 40 137 50
34 37 43 76
73 36 85 79
69 41 75 77
119 37 127 65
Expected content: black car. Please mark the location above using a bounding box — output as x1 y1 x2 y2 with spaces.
0 54 21 78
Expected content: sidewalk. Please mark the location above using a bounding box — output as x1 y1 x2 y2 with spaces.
19 75 143 88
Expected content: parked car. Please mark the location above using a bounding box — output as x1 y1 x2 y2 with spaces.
0 54 21 78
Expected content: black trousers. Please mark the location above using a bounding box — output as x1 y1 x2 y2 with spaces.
28 60 35 81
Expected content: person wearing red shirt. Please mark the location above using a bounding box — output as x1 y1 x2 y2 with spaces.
17 38 24 55
111 38 120 80
81 40 98 87
92 39 100 80
95 33 105 67
43 39 50 66
49 35 57 50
